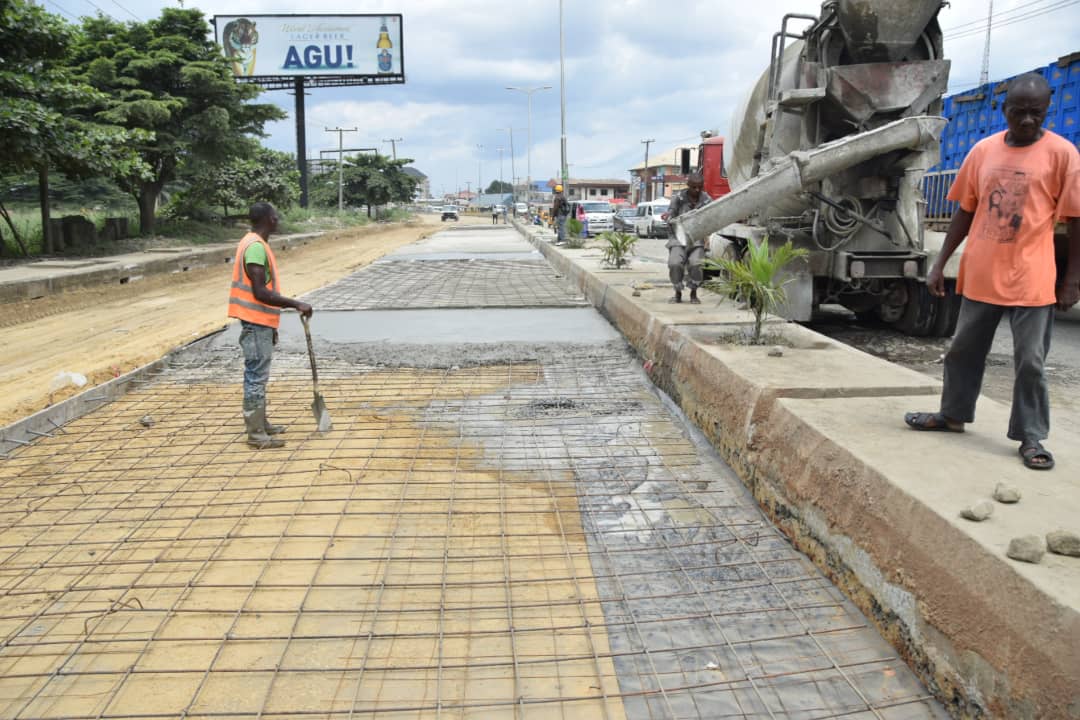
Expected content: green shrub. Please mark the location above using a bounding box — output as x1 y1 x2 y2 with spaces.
599 231 637 268
703 238 808 343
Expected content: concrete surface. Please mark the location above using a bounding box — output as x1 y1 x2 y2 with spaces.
515 219 1080 720
0 226 946 719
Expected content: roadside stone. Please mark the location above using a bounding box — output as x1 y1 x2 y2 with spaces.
1046 530 1080 557
993 482 1021 504
1006 535 1046 564
960 500 994 522
632 289 642 297
768 346 784 357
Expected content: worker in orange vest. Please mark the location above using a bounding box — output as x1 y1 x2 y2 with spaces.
227 202 313 449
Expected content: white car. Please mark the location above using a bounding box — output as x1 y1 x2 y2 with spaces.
514 202 528 217
441 205 459 221
570 201 615 236
634 200 671 238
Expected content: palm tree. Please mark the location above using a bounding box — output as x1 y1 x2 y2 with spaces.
703 238 808 343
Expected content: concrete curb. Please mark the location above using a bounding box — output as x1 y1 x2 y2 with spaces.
513 219 1080 720
0 232 323 304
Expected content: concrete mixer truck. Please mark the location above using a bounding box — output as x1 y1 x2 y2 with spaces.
674 0 959 336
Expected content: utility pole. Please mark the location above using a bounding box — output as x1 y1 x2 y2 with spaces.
497 128 517 203
326 126 358 211
476 144 484 205
506 86 552 207
979 0 993 86
558 0 568 186
496 146 505 198
382 137 404 160
640 138 655 202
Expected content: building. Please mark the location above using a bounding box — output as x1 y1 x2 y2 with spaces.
402 166 430 201
561 178 630 204
628 144 700 204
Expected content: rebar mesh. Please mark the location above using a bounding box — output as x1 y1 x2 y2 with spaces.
0 346 944 719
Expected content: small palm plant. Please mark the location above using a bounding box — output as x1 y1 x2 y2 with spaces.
599 231 637 268
702 238 809 343
564 218 586 248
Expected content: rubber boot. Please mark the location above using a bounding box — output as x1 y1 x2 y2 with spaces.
671 290 683 304
689 288 700 304
244 403 285 449
263 413 286 436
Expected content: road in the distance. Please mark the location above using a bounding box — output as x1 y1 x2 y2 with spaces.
810 307 1080 436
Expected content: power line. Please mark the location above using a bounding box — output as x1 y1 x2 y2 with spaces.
44 0 78 19
108 0 140 21
78 0 117 20
945 0 1079 40
941 0 1051 32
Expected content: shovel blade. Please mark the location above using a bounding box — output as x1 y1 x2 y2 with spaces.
312 393 333 432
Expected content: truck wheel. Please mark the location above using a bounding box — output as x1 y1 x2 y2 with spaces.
893 280 937 336
931 281 961 337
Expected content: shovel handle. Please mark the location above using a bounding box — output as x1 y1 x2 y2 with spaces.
301 315 320 390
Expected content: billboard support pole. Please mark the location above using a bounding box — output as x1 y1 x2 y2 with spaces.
295 77 308 208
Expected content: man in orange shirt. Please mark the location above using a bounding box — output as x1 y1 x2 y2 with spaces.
227 203 313 449
905 74 1080 470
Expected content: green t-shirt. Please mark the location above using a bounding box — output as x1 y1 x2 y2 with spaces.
243 240 272 286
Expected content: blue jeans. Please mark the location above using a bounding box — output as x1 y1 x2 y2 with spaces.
556 215 568 242
239 321 274 409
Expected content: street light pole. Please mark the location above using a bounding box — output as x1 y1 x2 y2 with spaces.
496 146 504 198
506 85 552 206
496 128 517 203
559 0 568 186
476 143 483 207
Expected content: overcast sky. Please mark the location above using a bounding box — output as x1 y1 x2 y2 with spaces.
44 0 1080 197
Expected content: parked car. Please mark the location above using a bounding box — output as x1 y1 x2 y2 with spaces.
514 202 528 217
634 200 670 238
441 205 459 221
613 206 637 233
568 201 615 236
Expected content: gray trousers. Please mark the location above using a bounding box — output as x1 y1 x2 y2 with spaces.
239 320 274 410
668 245 705 291
556 215 568 242
941 298 1054 442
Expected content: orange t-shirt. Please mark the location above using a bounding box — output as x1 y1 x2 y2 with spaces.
949 130 1080 306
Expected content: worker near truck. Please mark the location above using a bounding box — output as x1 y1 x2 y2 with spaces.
552 185 570 245
663 172 712 304
904 74 1080 470
227 202 314 450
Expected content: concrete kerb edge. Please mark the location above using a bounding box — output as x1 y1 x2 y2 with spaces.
0 232 323 304
0 327 227 457
512 218 1075 719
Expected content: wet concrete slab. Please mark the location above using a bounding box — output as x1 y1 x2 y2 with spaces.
377 251 542 262
388 227 533 256
215 307 621 346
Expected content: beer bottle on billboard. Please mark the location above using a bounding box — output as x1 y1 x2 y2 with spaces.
377 18 393 73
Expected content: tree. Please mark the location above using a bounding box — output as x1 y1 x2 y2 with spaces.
311 154 418 216
70 8 285 234
485 180 512 194
169 146 300 219
0 0 147 254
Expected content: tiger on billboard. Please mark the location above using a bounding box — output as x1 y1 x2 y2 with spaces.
223 18 259 77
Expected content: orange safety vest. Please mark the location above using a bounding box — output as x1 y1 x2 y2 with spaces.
227 232 282 329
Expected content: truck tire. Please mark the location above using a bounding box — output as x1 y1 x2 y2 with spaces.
893 280 937 336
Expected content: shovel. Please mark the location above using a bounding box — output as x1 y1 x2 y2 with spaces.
301 316 333 432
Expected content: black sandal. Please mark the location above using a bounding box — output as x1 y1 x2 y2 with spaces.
904 412 964 433
1019 441 1054 470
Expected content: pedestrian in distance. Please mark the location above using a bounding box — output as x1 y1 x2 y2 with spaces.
664 171 713 304
552 185 570 245
904 73 1080 471
491 205 499 225
501 205 508 224
227 202 314 449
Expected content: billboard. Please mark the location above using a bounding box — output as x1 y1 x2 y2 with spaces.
213 14 403 79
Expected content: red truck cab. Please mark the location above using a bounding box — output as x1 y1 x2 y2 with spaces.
698 135 731 199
